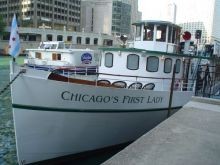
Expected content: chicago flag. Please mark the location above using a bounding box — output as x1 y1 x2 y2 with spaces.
8 14 20 58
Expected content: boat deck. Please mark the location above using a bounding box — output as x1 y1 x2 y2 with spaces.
102 96 220 165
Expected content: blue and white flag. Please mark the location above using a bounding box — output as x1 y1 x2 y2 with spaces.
8 14 20 58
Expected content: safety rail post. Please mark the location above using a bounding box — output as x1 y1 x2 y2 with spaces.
167 64 176 118
135 76 138 90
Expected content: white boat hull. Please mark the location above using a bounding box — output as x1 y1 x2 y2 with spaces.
11 66 193 164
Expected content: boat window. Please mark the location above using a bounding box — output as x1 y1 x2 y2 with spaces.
58 42 64 49
127 54 139 70
35 52 42 59
146 56 159 72
142 83 155 90
168 26 172 43
128 82 142 90
105 53 113 68
171 27 180 44
97 80 111 85
52 53 61 60
135 25 141 41
143 24 154 41
164 58 172 73
112 81 127 88
156 25 166 42
39 43 45 49
175 59 181 73
51 44 57 49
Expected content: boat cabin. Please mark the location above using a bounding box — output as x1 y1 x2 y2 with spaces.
98 21 193 91
25 41 97 67
132 20 181 53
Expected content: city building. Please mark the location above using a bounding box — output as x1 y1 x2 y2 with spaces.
81 0 141 38
179 22 207 43
172 0 220 44
167 3 177 24
0 26 118 53
0 0 81 31
212 0 220 42
130 0 142 39
0 0 120 51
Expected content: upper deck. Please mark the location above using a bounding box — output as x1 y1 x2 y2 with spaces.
132 20 181 54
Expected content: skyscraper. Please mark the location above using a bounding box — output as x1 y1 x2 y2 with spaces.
172 0 219 43
81 0 141 37
0 0 81 31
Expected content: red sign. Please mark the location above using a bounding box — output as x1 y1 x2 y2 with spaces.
182 31 191 40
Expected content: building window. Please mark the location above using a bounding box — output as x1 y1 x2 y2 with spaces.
67 36 72 42
103 39 113 46
85 37 90 44
105 53 113 68
77 37 81 44
175 59 181 73
164 58 172 73
57 35 63 41
127 54 139 70
94 38 98 45
146 56 159 72
47 34 52 41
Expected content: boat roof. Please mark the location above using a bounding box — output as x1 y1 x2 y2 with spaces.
132 20 181 28
99 47 215 60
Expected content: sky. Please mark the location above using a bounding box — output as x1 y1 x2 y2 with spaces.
138 0 168 21
138 0 211 24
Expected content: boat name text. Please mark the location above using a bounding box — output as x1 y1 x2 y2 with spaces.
61 91 163 104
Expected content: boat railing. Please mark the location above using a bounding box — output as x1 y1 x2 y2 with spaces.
58 68 195 92
28 64 195 92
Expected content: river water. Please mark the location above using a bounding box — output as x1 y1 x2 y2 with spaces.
0 56 20 165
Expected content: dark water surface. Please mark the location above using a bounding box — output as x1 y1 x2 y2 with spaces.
0 56 125 165
0 57 17 165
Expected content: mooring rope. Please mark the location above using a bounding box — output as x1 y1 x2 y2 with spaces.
0 69 26 96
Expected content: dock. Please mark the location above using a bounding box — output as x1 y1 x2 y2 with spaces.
102 97 220 165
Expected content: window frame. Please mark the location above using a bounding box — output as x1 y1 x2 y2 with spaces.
175 59 181 73
127 54 140 70
104 52 113 68
146 56 159 72
164 58 173 73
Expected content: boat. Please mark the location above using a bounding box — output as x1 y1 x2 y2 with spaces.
10 20 219 164
24 41 98 75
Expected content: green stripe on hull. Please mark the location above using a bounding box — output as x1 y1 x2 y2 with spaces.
12 104 182 113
